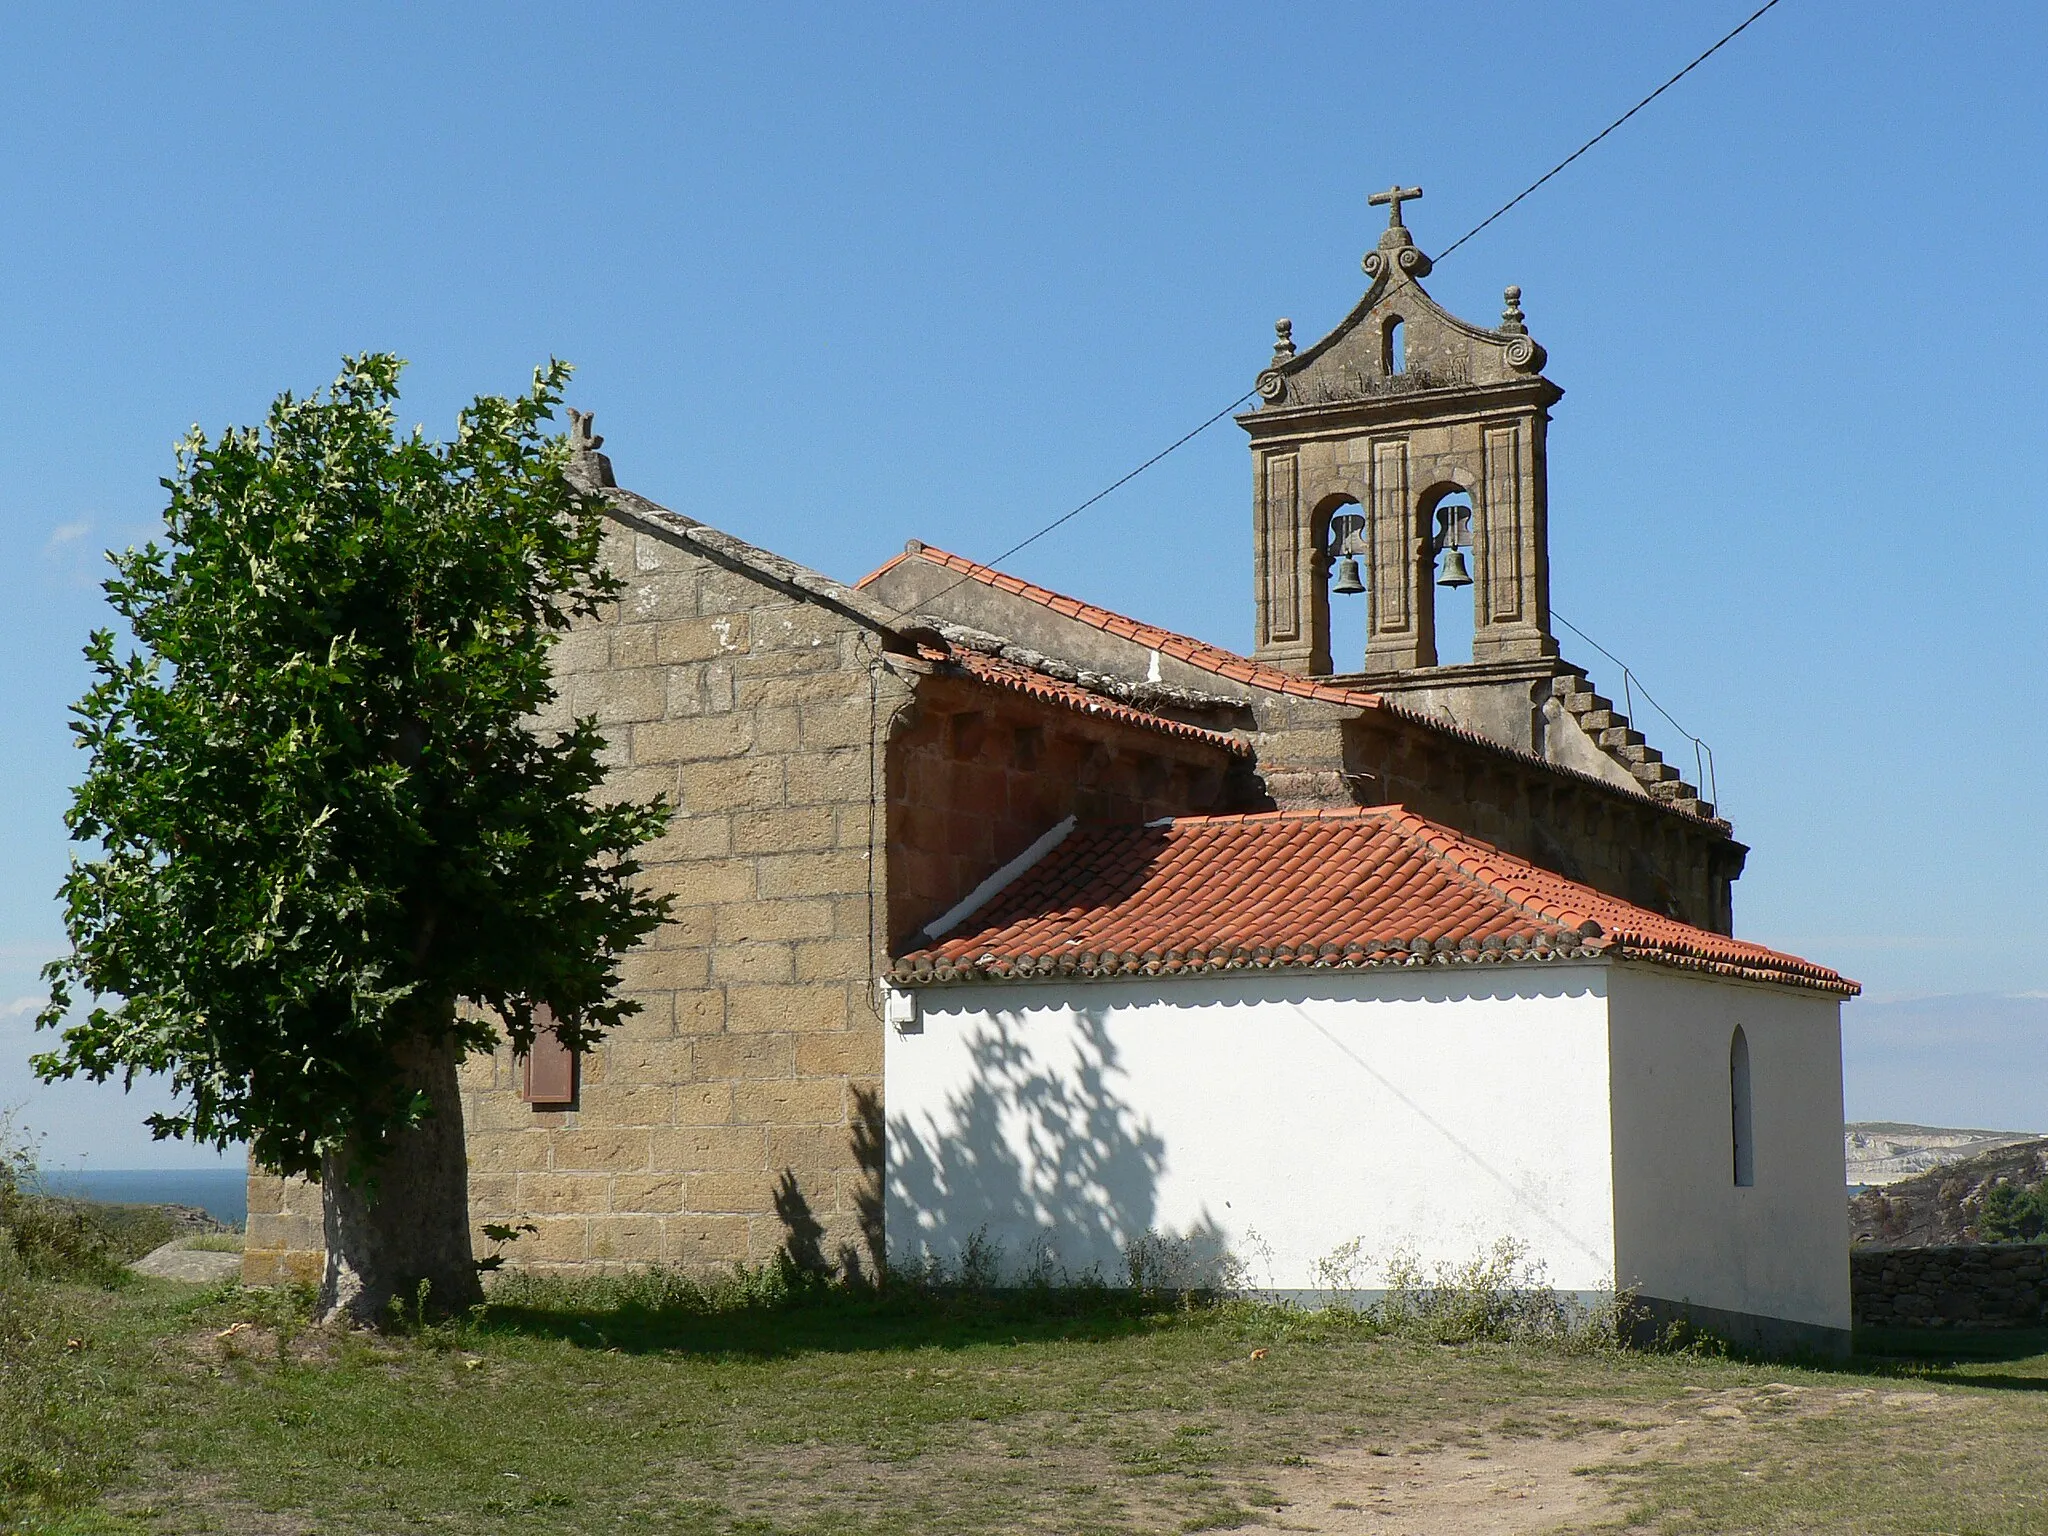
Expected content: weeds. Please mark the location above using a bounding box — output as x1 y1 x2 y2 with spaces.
6 1239 2045 1534
0 1109 208 1283
1374 1238 1636 1352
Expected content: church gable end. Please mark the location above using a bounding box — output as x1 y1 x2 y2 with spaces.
453 461 916 1278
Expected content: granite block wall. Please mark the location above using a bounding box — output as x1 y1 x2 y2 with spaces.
1852 1244 2048 1329
248 517 913 1284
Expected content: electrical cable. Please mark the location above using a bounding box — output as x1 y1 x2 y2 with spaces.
1551 609 1719 807
888 0 1787 619
884 391 1256 619
1436 0 1785 263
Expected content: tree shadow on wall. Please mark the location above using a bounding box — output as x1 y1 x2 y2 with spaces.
772 1087 886 1286
886 1009 1233 1289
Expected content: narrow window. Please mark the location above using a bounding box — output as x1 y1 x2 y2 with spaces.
1386 318 1406 375
521 1004 578 1110
1730 1026 1754 1187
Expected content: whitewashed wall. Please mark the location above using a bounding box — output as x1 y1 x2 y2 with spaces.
886 967 1618 1294
1606 965 1850 1335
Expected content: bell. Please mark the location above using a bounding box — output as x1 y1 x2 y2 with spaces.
1436 546 1473 589
1332 555 1365 595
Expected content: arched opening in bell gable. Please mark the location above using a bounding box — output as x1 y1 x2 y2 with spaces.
1420 486 1475 667
1383 317 1407 377
1315 493 1367 674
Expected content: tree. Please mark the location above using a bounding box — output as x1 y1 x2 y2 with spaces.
36 355 670 1323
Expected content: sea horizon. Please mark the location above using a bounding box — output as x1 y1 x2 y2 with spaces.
35 1167 249 1227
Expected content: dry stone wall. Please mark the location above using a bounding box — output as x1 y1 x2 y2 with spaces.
1852 1244 2048 1329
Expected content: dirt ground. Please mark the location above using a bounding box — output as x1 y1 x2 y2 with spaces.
1262 1382 1961 1534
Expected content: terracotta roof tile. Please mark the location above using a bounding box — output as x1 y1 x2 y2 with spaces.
858 544 1727 828
926 645 1252 757
858 544 1388 710
892 806 1854 996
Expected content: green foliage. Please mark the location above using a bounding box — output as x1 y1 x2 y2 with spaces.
0 1113 132 1286
1978 1181 2048 1243
1364 1238 1633 1352
36 355 670 1179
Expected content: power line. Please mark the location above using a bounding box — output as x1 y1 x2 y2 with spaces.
1436 0 1786 264
890 391 1257 620
890 0 1787 619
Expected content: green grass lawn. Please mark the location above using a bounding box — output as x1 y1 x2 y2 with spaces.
5 1271 2047 1535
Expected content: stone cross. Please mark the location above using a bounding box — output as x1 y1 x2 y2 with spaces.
1368 184 1424 229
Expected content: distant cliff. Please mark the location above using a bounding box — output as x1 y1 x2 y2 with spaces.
1850 1137 2048 1248
1845 1122 2040 1189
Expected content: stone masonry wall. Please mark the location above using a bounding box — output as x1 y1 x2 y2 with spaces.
887 671 1244 949
861 555 1743 935
1852 1244 2048 1329
1347 713 1738 932
243 1170 325 1285
249 515 916 1284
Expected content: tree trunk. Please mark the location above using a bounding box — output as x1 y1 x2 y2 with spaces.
317 1031 483 1326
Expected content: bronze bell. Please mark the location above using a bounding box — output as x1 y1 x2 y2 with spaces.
1437 546 1473 589
1332 555 1365 595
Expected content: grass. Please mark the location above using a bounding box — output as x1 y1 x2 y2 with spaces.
2 1268 2047 1535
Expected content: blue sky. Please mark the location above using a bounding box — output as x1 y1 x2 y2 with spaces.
1 3 2043 1166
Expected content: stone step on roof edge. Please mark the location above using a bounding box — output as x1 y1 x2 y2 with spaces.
1552 669 1716 817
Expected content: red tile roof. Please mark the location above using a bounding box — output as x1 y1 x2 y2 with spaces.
861 543 1726 827
926 644 1252 757
861 544 1387 710
892 806 1854 996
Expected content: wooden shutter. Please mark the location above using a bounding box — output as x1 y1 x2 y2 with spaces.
520 1005 578 1108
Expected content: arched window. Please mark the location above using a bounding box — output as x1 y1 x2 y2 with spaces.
1427 491 1475 666
1730 1026 1755 1187
1385 318 1406 375
1320 498 1367 675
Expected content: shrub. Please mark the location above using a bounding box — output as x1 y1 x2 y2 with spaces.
0 1114 129 1286
1978 1181 2048 1244
1368 1239 1633 1353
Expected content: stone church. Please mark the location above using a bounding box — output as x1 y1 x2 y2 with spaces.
246 194 1851 1346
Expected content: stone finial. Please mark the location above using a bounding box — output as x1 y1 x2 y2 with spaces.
1271 318 1296 363
1501 285 1527 335
565 408 616 489
1362 183 1431 279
